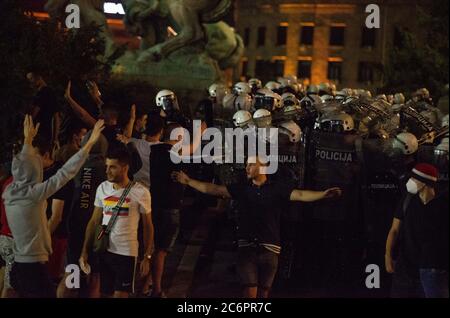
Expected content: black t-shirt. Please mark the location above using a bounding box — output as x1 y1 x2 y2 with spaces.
164 111 191 131
67 157 106 238
44 162 74 238
32 86 60 139
394 191 449 271
194 99 214 128
226 180 295 246
150 143 185 210
102 125 123 149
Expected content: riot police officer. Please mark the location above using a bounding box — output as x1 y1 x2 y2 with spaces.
156 89 191 128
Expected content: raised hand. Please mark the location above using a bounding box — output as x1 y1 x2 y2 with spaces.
82 120 105 154
88 119 106 145
23 114 40 145
123 104 137 138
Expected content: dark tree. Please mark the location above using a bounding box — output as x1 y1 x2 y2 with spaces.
383 1 449 99
0 0 119 160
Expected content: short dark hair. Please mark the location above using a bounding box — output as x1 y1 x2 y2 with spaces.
33 136 52 156
163 123 182 141
106 146 131 166
145 115 164 137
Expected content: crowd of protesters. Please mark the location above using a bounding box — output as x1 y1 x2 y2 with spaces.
0 70 448 299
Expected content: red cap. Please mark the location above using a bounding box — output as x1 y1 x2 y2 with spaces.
411 163 439 185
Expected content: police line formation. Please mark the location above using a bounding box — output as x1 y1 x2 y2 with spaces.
156 77 449 270
1 73 448 299
158 76 448 190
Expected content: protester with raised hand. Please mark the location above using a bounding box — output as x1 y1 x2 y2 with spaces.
2 115 105 298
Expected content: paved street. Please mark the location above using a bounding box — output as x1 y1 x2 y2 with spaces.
161 199 392 299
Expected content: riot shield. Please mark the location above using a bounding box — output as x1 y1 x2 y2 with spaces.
300 130 364 288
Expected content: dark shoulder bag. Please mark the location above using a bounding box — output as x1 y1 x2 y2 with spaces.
93 182 135 254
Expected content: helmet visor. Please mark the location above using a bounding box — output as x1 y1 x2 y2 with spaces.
321 120 345 133
254 116 272 128
254 96 274 111
161 96 179 112
283 99 297 107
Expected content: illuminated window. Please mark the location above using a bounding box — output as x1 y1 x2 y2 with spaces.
297 61 312 79
277 25 287 46
255 59 265 77
274 59 285 77
300 26 314 45
330 26 345 46
328 61 342 81
257 27 266 47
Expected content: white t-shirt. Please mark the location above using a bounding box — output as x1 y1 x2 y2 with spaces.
131 138 160 188
94 181 151 257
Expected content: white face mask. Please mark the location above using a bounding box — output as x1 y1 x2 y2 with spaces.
406 178 423 194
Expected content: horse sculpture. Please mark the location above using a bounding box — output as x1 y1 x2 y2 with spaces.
44 0 242 86
123 0 233 61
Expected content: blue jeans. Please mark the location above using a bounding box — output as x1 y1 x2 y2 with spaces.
420 269 449 298
391 262 424 298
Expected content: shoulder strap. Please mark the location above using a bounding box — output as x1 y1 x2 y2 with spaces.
105 182 135 234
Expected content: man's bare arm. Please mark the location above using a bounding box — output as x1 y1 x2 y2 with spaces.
172 171 231 198
65 81 96 128
48 199 64 234
80 206 103 257
78 206 103 273
142 213 154 258
385 218 402 273
124 104 136 138
290 187 342 202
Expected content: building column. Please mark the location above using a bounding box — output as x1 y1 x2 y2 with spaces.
311 16 329 84
285 19 300 76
